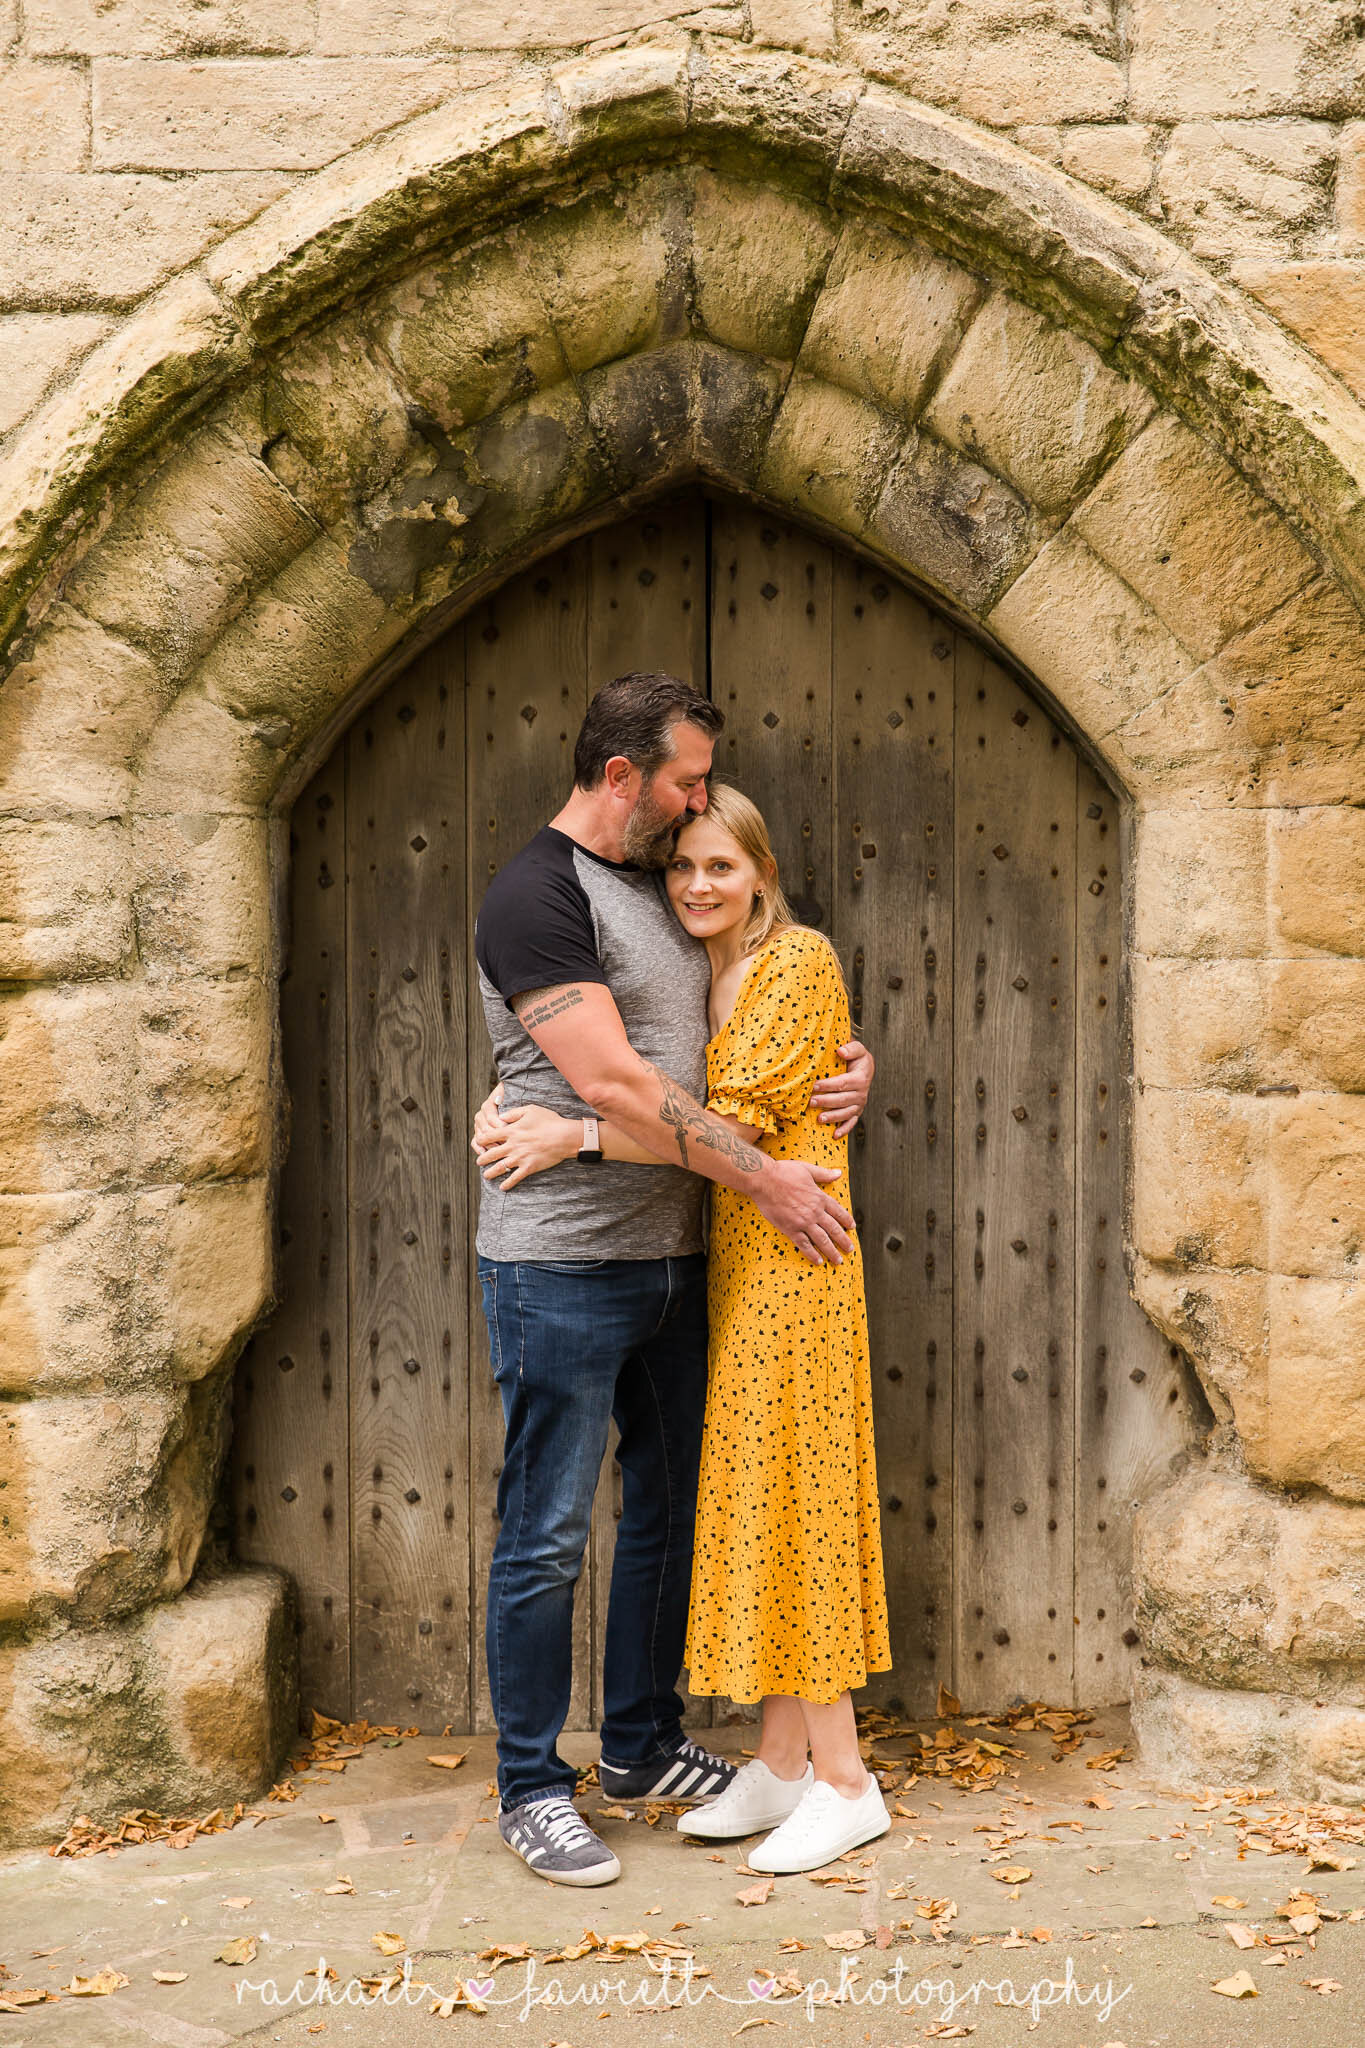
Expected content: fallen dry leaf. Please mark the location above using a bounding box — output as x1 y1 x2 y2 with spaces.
152 1970 188 1984
1211 1895 1246 1909
993 1865 1033 1885
1306 1849 1357 1873
426 1753 468 1771
1226 1925 1257 1950
937 1683 962 1718
545 1932 602 1963
318 1813 337 1825
823 1929 866 1951
68 1969 129 1998
1212 1970 1258 1998
371 1932 406 1957
430 1979 489 2017
0 1989 57 2011
1302 1977 1343 1995
736 1879 774 1907
215 1938 257 1967
478 1943 532 1970
323 1877 354 1895
223 1896 252 1910
50 1799 261 1857
1084 1791 1113 1810
915 1896 958 1922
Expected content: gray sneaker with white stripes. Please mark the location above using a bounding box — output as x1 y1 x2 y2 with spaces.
498 1794 621 1886
597 1738 737 1804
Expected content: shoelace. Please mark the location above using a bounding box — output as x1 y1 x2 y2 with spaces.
532 1798 597 1851
774 1782 848 1840
703 1759 764 1813
673 1738 725 1777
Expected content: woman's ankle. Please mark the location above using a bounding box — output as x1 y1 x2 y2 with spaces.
814 1765 872 1800
756 1748 809 1783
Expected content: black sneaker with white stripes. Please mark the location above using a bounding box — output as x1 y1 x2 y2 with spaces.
498 1794 621 1886
598 1738 737 1804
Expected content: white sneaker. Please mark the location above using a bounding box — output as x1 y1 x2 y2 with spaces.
676 1759 814 1840
747 1774 890 1873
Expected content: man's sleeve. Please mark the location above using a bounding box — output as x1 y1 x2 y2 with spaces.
475 850 608 1011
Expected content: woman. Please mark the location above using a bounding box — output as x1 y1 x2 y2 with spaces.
473 784 892 1872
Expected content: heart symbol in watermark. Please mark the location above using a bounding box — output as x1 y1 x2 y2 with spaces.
748 1977 775 1999
466 1978 495 2000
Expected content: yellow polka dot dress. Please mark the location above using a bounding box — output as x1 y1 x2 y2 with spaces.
684 926 892 1706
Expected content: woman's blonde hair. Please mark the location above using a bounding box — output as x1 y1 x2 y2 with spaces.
677 780 799 956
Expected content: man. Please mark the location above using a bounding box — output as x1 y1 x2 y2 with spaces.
474 672 874 1886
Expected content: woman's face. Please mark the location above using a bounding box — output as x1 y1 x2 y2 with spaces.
666 816 766 940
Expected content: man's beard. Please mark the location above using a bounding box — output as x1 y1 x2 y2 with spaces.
623 781 677 867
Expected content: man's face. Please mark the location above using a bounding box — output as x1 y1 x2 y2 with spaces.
622 719 713 867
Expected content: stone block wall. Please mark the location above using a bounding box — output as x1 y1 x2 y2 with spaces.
0 9 1363 1836
6 3 1365 429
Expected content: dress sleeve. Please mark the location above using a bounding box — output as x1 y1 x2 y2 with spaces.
707 931 843 1135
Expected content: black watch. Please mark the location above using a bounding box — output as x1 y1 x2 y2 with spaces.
577 1114 604 1163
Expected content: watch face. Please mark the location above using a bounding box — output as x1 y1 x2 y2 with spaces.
577 1147 604 1162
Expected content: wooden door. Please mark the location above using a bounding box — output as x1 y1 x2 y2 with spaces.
231 493 1202 1728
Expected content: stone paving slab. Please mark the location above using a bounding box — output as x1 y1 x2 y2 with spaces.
3 1707 1364 2047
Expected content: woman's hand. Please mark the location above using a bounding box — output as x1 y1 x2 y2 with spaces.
812 1037 876 1137
471 1082 506 1153
472 1103 581 1187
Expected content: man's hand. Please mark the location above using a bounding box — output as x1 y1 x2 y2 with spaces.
752 1157 856 1266
511 980 853 1265
811 1036 875 1137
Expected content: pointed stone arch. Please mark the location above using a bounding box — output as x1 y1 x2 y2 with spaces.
4 42 1365 1841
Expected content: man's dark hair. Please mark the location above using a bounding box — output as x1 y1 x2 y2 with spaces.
573 672 724 790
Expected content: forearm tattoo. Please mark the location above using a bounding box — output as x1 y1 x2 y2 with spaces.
515 986 585 1031
643 1061 763 1176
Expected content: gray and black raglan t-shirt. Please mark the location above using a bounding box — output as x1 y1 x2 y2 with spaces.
474 825 711 1262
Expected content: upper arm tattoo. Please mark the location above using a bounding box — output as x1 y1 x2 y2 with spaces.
644 1061 763 1177
515 986 585 1032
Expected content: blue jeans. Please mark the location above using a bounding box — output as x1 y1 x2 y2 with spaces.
478 1253 709 1812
